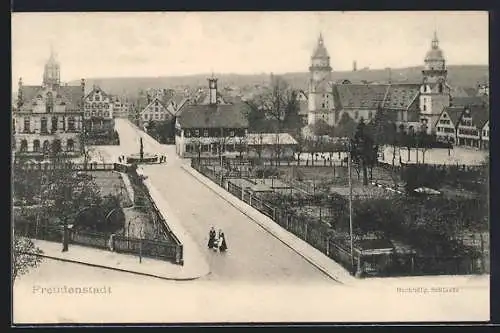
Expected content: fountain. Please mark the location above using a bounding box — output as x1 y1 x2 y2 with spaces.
126 137 158 164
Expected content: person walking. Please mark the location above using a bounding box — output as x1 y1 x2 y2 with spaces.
207 226 217 250
217 229 228 253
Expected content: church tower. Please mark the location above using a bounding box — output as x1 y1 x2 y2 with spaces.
419 31 450 134
208 75 218 105
308 33 334 127
43 46 60 89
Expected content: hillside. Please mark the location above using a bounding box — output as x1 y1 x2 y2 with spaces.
67 65 488 98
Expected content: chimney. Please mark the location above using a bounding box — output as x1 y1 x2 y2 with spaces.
208 76 218 105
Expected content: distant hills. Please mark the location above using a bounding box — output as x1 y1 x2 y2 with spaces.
67 65 488 99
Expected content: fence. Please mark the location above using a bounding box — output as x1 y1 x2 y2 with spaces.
14 220 182 264
127 167 184 265
192 160 487 277
14 162 116 172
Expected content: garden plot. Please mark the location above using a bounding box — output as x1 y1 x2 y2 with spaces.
86 171 132 207
249 178 292 189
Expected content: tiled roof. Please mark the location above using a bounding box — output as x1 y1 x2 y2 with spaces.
450 96 488 107
84 85 111 101
18 85 83 111
335 84 388 109
441 107 464 127
333 83 420 111
382 84 420 110
468 104 489 128
178 103 250 129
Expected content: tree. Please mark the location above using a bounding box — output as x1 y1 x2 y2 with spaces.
351 119 376 186
311 119 332 137
12 235 43 283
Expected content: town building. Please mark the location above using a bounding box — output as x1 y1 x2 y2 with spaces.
306 32 454 135
83 85 115 133
435 107 464 144
111 95 131 118
175 77 249 157
13 49 85 158
481 120 489 150
456 105 489 149
140 95 177 125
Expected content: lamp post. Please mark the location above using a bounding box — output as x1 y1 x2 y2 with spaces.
347 140 354 272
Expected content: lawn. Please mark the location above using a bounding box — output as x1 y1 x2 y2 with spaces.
86 171 133 207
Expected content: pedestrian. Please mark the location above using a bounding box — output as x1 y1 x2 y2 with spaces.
208 226 217 250
217 229 228 253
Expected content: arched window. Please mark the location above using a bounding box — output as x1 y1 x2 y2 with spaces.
33 140 41 152
51 116 58 132
66 139 75 152
40 117 48 133
20 140 28 152
42 140 50 153
438 83 443 93
52 140 62 154
68 117 75 131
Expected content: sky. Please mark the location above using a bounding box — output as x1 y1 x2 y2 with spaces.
12 11 489 85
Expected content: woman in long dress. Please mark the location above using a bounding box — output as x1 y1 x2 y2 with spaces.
218 230 228 252
207 227 216 249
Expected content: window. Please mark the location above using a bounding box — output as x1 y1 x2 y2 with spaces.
161 114 165 120
85 103 90 108
33 140 40 152
95 95 100 101
41 117 48 134
104 111 109 117
42 140 50 153
23 117 30 133
67 139 75 152
203 130 209 137
68 117 75 131
155 114 159 120
20 140 28 152
144 114 149 120
92 103 97 108
51 116 58 132
229 130 235 137
195 130 200 136
105 103 109 109
185 130 191 137
438 83 443 93
92 111 96 116
99 103 103 109
423 104 426 111
98 111 103 117
85 111 90 117
52 140 61 154
155 101 159 106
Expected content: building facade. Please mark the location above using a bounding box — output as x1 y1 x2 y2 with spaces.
456 105 489 149
306 32 454 134
83 85 115 133
419 32 451 134
175 77 249 157
13 50 85 158
307 34 335 126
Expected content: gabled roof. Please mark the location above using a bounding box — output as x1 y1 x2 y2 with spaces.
140 97 176 117
440 107 464 127
468 104 489 128
17 84 83 111
84 85 111 100
335 84 388 109
381 84 420 110
177 103 250 129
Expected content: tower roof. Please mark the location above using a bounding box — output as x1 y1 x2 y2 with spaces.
312 33 329 58
425 31 445 62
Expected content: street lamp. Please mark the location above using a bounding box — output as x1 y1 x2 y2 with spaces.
347 140 354 273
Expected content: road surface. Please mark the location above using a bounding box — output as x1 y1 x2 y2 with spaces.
100 119 333 283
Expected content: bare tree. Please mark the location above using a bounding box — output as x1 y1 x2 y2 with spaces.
12 235 43 284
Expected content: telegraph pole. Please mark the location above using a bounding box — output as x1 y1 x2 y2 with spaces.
348 140 354 272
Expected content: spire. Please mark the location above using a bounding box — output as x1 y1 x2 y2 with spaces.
431 30 439 49
318 32 324 45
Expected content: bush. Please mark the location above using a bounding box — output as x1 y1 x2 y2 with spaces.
254 166 279 178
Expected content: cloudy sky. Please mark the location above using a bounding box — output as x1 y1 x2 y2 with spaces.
12 11 488 85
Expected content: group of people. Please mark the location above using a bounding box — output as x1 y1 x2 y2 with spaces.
207 227 228 252
157 155 167 163
117 155 127 163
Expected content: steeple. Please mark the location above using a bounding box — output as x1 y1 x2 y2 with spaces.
43 45 61 88
431 30 439 49
208 74 218 105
